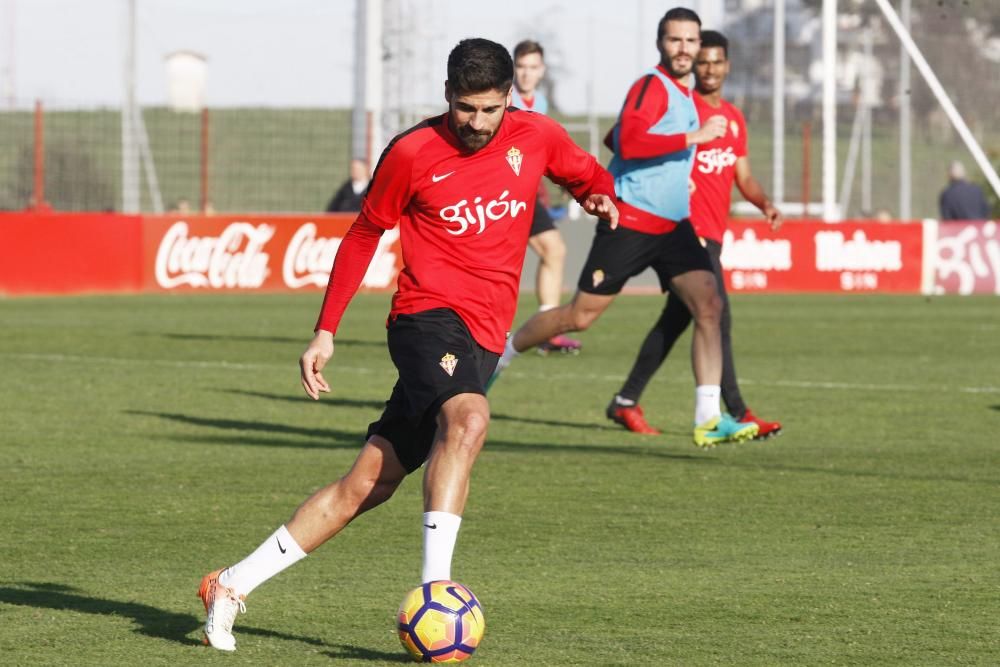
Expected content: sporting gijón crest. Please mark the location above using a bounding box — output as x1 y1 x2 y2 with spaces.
439 353 458 376
505 147 523 176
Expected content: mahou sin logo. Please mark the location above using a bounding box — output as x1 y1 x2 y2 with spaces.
155 221 274 288
283 223 401 289
814 230 902 272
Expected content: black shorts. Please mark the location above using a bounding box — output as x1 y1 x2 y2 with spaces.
577 218 713 295
528 196 556 237
366 308 499 473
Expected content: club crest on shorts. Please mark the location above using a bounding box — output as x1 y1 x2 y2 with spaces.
439 352 458 376
506 147 523 176
592 269 605 288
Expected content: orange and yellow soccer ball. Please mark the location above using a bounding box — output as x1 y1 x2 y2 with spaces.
397 580 485 663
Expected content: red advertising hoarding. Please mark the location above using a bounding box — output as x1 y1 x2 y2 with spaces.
930 220 1000 295
0 212 142 295
141 214 402 292
720 220 924 293
1 213 982 296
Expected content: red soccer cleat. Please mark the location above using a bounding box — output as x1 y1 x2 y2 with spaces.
606 401 661 435
742 408 782 440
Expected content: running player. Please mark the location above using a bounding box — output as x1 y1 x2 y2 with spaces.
606 30 783 438
511 39 582 354
490 9 758 447
196 38 617 653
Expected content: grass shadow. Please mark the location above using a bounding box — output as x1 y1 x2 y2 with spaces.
491 411 623 431
323 644 412 662
133 409 999 484
131 410 704 461
219 388 385 411
0 581 331 650
127 410 362 444
220 390 613 431
152 332 386 348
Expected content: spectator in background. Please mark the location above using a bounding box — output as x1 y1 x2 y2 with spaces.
939 160 990 220
510 39 582 354
170 198 192 214
325 158 370 213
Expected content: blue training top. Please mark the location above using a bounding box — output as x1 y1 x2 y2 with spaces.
607 68 699 222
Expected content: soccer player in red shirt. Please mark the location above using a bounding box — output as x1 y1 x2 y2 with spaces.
491 9 758 447
196 38 617 653
608 30 784 438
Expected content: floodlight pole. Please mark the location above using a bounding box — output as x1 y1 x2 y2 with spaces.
874 0 1000 204
897 0 911 220
121 0 140 213
353 0 383 169
821 0 838 222
772 0 785 206
861 27 873 214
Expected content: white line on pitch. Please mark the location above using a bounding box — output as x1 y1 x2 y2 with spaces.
3 352 998 394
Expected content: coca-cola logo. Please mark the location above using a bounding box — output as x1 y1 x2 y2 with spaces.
282 222 401 289
155 221 273 288
695 147 738 175
439 190 527 235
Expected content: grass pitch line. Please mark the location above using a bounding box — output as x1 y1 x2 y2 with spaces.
500 368 1000 395
1 351 386 375
4 352 999 395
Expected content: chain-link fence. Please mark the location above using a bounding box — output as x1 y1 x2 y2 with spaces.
0 102 351 214
2 1 997 219
721 0 1000 220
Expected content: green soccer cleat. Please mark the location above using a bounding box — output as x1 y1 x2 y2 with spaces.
693 413 759 448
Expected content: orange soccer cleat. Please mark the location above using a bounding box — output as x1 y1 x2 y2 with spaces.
198 568 246 652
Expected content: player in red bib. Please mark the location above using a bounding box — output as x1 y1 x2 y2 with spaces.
608 31 784 439
196 38 617 653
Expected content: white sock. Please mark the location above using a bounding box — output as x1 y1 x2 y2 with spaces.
495 336 520 372
421 511 462 583
538 304 556 312
694 385 722 425
219 525 307 597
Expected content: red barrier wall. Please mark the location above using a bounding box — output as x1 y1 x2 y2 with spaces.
721 220 924 293
2 213 994 296
0 212 402 296
142 214 401 292
930 220 1000 295
0 213 142 295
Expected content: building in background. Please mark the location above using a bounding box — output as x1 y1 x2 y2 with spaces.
165 50 207 113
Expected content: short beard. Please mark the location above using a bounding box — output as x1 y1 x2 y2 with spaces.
665 56 692 79
457 127 493 151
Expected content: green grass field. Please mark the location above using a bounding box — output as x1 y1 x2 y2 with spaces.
1 293 998 665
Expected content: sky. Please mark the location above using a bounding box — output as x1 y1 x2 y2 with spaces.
4 0 725 115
